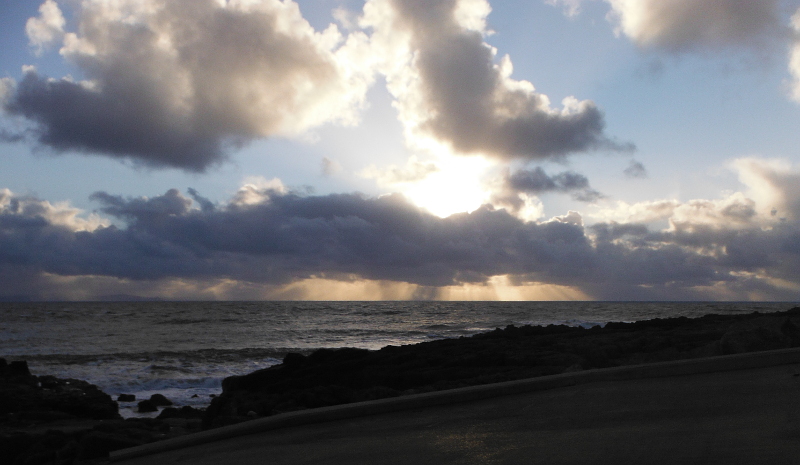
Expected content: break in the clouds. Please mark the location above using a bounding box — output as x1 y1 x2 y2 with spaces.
360 156 440 185
2 0 373 171
3 158 800 301
363 0 630 161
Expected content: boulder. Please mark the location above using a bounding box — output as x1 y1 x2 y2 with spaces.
117 394 136 402
148 394 173 407
1 365 118 420
137 400 158 413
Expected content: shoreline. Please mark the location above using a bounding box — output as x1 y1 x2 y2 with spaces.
4 306 800 463
114 353 800 465
113 346 800 463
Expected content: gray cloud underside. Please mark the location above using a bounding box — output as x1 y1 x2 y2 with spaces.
2 187 799 300
6 73 225 170
3 0 360 171
387 0 632 160
623 160 648 179
1 0 631 170
609 0 786 53
506 167 603 202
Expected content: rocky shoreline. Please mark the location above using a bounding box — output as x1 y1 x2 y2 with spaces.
4 307 800 463
0 360 204 464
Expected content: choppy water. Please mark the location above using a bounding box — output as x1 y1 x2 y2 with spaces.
0 301 795 417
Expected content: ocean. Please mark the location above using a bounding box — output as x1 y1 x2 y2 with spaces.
1 301 796 418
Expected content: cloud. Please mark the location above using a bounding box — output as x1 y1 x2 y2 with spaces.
360 156 440 185
604 0 785 52
25 0 65 54
546 0 584 17
4 0 374 171
0 185 598 289
493 167 603 212
322 157 342 177
0 129 26 144
0 188 108 232
623 159 647 178
549 0 789 53
4 0 635 171
549 1 800 102
5 158 800 301
790 8 800 102
363 0 631 161
732 157 800 220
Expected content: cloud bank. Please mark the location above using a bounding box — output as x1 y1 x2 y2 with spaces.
3 158 800 301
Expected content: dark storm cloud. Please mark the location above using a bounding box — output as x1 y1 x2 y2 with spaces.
3 185 800 300
372 0 633 160
494 167 603 211
0 187 592 287
507 167 603 201
6 72 225 171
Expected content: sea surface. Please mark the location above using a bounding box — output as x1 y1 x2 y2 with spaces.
1 301 796 417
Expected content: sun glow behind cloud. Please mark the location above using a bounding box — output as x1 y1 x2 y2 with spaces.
402 154 493 218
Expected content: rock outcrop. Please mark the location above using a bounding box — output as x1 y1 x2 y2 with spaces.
204 309 800 428
0 360 193 464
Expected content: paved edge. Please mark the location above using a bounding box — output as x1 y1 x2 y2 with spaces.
110 347 800 462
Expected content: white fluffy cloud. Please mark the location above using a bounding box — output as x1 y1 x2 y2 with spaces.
790 8 800 102
0 188 108 232
592 158 800 229
550 0 800 103
4 0 628 170
605 0 784 52
25 0 66 54
361 0 628 161
732 157 800 220
550 0 786 51
6 0 375 170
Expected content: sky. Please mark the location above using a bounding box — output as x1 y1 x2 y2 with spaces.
2 0 800 301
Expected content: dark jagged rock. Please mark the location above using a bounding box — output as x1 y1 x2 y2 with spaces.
204 309 800 429
0 361 119 421
117 394 136 402
0 360 187 464
137 399 158 413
